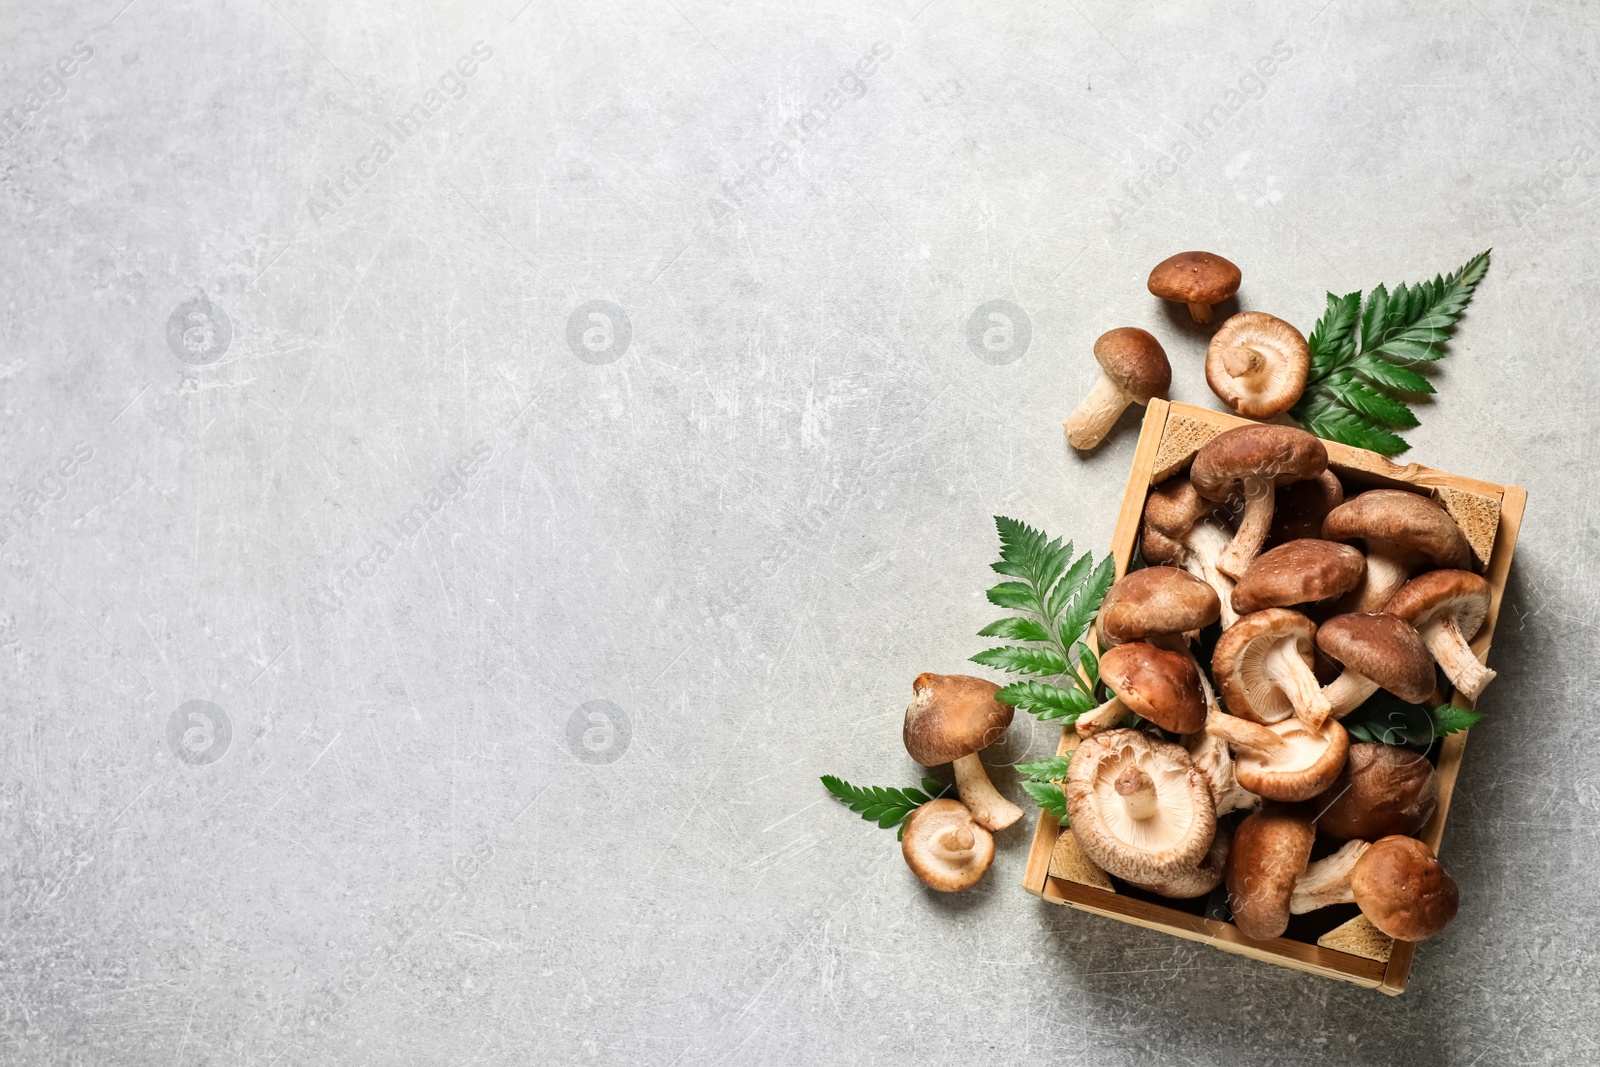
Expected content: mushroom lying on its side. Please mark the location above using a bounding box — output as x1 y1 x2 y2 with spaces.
1076 641 1207 738
1067 729 1217 886
1289 836 1460 943
1384 570 1498 702
1316 613 1436 718
1066 328 1171 450
1322 490 1472 613
1212 608 1333 728
903 674 1023 832
1191 425 1329 579
1310 743 1438 841
1205 312 1311 418
901 799 995 892
1203 710 1348 802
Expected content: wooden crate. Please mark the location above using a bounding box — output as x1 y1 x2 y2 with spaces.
1020 399 1527 994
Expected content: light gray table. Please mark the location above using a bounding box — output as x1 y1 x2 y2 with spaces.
3 1 1593 1063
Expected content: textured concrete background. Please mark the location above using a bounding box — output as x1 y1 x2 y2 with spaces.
2 0 1596 1064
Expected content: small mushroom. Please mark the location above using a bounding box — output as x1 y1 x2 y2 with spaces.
1096 566 1221 648
1066 729 1217 884
1204 711 1348 802
1322 490 1472 613
1230 539 1366 616
1205 312 1312 418
1095 642 1207 735
1191 425 1329 579
1140 479 1239 628
1130 822 1233 899
1184 729 1260 815
1269 470 1345 544
1147 251 1241 324
1225 804 1315 940
1310 743 1438 841
1211 608 1332 728
1065 328 1171 450
903 674 1023 831
901 799 995 892
1384 570 1496 701
1316 613 1436 718
1287 835 1459 942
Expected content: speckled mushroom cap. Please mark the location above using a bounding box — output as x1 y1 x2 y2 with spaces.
1322 490 1472 570
900 799 995 893
1226 805 1315 941
902 673 1014 766
1312 743 1439 841
1130 822 1232 900
1383 570 1492 639
1270 470 1345 544
1147 251 1241 313
1098 643 1207 735
1316 613 1436 704
1066 729 1216 885
1094 327 1171 403
1231 539 1366 614
1351 835 1459 942
1191 425 1328 503
1141 478 1216 565
1229 716 1349 802
1097 566 1221 646
1205 312 1312 418
1211 608 1318 723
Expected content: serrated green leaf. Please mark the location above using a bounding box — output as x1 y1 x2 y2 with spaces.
986 582 1039 613
1328 376 1420 428
971 645 1069 676
1351 355 1434 395
976 617 1053 642
822 775 944 834
1015 755 1072 782
1020 780 1069 825
1372 337 1448 364
1299 403 1410 456
994 680 1094 721
1361 283 1389 352
1059 555 1116 650
1429 704 1483 736
1044 551 1094 624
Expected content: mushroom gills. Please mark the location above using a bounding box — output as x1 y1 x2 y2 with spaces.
1418 615 1497 702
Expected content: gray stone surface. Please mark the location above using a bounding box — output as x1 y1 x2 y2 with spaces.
1 1 1595 1063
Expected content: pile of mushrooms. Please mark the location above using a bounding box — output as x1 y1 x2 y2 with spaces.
1053 422 1492 942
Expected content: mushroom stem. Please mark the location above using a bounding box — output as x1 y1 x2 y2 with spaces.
1065 372 1135 450
1205 712 1288 757
1076 694 1130 738
1220 344 1264 379
1356 543 1420 612
932 823 976 860
1265 637 1334 729
1218 480 1275 579
1289 840 1370 914
1114 765 1160 821
951 752 1023 832
1419 615 1497 702
1186 301 1214 324
1323 670 1381 719
1183 519 1239 628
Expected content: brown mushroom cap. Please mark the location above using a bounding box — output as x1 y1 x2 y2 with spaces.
902 674 1013 766
1351 835 1459 941
1270 470 1345 544
1191 425 1329 501
1066 729 1217 884
1099 643 1207 734
1147 251 1241 311
1141 479 1216 565
1205 312 1312 418
1098 566 1221 646
1312 743 1439 841
1226 805 1314 940
1211 608 1319 724
1322 490 1472 570
1232 540 1366 614
1094 327 1171 403
1228 716 1349 802
1384 570 1492 639
1316 613 1436 705
900 799 995 892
